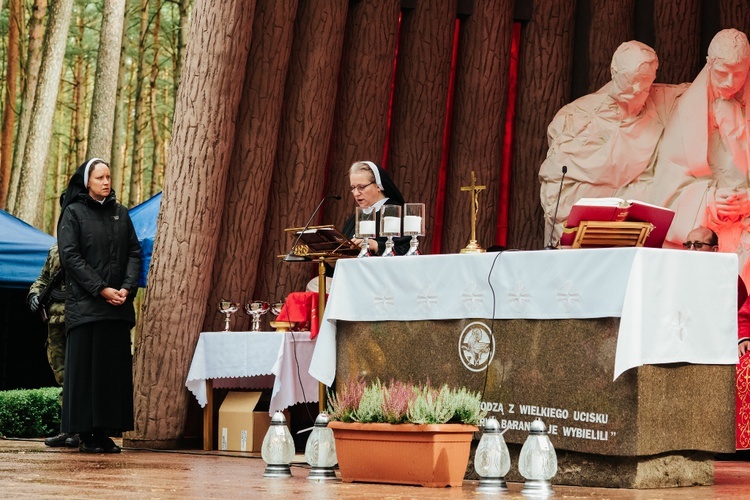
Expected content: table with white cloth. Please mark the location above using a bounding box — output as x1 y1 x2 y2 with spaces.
186 331 317 450
309 248 739 474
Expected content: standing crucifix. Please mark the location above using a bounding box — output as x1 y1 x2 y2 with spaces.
460 171 486 253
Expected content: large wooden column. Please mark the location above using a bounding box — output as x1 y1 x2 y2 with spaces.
719 0 750 37
387 1 456 253
441 2 513 254
253 0 349 301
127 0 256 448
324 0 401 229
508 0 576 251
653 0 702 83
202 0 299 333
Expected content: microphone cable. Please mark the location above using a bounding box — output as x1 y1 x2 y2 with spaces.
481 249 505 416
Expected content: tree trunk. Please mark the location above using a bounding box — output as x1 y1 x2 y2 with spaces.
8 0 46 214
146 0 162 199
252 0 349 302
442 1 513 254
174 0 190 98
110 0 132 196
386 1 456 253
324 0 401 235
0 0 21 209
586 0 635 93
86 0 126 161
127 0 255 447
15 0 74 227
508 0 577 250
202 0 297 333
128 0 150 206
653 0 701 84
719 0 750 36
72 12 86 165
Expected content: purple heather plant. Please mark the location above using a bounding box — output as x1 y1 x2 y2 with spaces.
326 378 366 422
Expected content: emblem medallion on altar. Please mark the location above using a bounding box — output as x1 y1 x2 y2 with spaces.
458 321 495 372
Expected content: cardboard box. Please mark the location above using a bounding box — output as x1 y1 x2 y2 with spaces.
217 391 290 452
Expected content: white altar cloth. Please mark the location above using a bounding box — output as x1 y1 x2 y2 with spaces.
309 248 738 385
186 331 318 414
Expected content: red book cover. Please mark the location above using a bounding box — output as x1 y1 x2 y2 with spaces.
560 198 674 247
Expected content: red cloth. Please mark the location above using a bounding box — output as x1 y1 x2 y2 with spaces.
276 292 327 339
737 353 750 449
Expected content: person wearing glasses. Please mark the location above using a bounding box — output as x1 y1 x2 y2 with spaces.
683 226 750 450
682 227 719 251
341 160 410 256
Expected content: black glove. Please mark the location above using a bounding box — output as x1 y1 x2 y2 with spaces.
29 295 40 313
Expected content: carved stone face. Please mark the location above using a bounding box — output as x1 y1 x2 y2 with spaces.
709 58 750 100
611 60 657 116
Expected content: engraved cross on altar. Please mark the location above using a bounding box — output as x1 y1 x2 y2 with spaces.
460 171 486 253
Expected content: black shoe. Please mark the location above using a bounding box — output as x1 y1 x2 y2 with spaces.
100 437 121 454
78 440 106 453
45 433 76 448
64 435 80 447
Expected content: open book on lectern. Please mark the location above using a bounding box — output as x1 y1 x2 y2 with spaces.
560 198 675 248
283 225 359 259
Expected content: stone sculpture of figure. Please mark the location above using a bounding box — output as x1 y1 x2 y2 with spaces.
539 41 684 245
650 29 750 283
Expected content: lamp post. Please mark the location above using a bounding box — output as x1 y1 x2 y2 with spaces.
518 418 558 496
474 416 510 493
261 411 296 478
304 412 338 480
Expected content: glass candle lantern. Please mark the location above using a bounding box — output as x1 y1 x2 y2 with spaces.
403 203 425 256
379 204 402 257
261 411 296 478
304 413 338 480
355 207 377 258
518 418 558 496
474 416 511 492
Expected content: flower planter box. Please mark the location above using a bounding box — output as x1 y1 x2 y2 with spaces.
328 421 477 487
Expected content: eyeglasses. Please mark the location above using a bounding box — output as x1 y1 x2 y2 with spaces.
682 241 714 249
349 182 374 193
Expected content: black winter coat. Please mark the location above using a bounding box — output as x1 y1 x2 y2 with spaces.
57 192 142 330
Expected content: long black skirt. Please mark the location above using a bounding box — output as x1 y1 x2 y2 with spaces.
61 320 134 434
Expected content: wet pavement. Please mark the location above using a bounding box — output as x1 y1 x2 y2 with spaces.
3 437 750 499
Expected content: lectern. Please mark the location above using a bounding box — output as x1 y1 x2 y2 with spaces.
281 225 358 410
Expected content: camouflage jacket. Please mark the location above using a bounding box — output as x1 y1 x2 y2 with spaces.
28 244 66 325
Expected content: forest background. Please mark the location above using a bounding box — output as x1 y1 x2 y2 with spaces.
0 0 191 232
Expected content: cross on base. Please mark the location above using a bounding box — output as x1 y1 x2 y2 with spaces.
460 171 486 253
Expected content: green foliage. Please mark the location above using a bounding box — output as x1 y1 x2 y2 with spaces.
0 387 61 438
329 378 486 425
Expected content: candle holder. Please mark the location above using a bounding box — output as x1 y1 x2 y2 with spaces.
519 418 558 496
218 299 239 332
379 204 402 257
474 416 510 493
305 412 338 480
269 300 294 332
355 207 376 258
245 301 270 332
261 411 296 478
403 203 425 256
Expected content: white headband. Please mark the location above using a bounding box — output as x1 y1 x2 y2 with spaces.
83 158 105 188
361 161 384 191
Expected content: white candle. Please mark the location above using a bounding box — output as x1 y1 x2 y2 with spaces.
404 215 422 234
383 216 400 234
359 220 376 236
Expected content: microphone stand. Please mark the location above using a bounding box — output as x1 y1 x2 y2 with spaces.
283 195 342 262
545 165 567 249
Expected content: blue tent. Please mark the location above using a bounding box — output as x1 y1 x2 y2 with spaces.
130 192 161 287
0 209 55 289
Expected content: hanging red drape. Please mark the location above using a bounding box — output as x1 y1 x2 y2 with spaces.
495 22 522 247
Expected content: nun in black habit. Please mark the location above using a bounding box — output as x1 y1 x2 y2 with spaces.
342 160 411 256
57 158 141 453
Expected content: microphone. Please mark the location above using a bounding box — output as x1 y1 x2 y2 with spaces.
545 165 567 249
283 195 342 262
